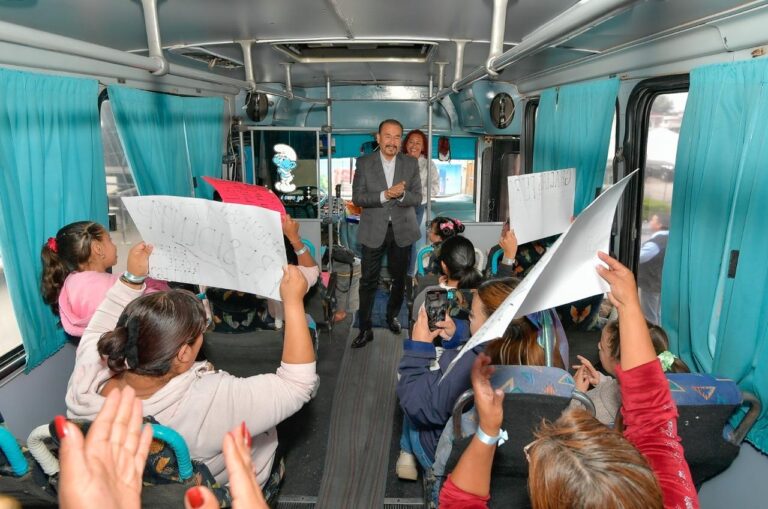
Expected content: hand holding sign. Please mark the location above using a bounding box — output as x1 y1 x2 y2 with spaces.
203 177 286 218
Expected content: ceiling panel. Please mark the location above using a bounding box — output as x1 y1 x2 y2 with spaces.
565 0 762 52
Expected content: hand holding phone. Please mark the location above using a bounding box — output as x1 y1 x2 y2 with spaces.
425 289 449 332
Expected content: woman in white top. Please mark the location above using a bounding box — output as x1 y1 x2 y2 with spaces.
403 129 441 276
66 243 318 487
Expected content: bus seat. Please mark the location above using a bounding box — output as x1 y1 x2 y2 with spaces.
0 429 57 505
438 366 594 509
664 373 761 486
42 416 231 507
416 245 434 276
0 427 28 477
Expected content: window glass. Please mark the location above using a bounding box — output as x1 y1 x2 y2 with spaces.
101 101 142 273
604 111 618 188
638 91 688 324
0 251 24 358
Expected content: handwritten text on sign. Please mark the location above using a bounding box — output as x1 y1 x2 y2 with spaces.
507 168 575 244
122 196 287 300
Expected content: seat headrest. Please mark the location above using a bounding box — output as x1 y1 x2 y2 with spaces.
491 365 575 398
666 373 742 406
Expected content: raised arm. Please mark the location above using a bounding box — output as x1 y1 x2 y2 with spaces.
282 215 317 269
439 353 502 508
595 252 655 369
279 265 315 364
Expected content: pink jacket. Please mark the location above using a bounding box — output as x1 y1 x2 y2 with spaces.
58 271 168 336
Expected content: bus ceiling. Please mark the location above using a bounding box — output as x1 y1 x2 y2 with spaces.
0 0 766 100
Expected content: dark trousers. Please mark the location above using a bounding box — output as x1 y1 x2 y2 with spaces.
358 224 412 331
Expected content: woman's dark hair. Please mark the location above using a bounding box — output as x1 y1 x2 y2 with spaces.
437 236 481 289
98 290 207 376
602 320 689 373
283 236 299 265
402 129 428 157
485 316 565 369
41 221 107 316
430 216 465 242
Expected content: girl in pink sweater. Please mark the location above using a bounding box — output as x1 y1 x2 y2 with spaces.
41 221 167 337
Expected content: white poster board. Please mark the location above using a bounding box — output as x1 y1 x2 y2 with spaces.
444 170 637 378
507 168 575 244
122 196 287 300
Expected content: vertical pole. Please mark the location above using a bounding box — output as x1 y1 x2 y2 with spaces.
238 126 246 183
426 75 434 226
326 77 334 266
250 131 256 184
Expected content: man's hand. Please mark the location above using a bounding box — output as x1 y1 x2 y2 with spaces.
385 181 406 200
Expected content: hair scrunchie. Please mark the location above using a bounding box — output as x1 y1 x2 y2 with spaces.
47 237 58 253
124 318 141 369
657 350 676 372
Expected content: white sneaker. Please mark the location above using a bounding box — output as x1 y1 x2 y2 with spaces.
396 450 419 481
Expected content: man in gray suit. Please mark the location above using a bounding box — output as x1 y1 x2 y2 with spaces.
351 119 422 348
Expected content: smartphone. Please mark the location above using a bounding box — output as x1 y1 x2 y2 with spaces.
425 289 449 332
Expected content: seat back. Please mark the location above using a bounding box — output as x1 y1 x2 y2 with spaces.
442 366 593 509
665 373 760 485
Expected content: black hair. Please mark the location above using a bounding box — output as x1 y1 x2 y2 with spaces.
437 236 482 289
430 216 465 242
378 119 404 133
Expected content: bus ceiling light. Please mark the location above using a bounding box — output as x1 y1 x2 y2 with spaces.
140 0 169 76
430 0 640 104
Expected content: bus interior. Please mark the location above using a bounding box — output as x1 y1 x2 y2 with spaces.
1 0 768 507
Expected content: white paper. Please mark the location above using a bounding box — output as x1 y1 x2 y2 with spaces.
122 196 287 300
443 170 637 378
507 168 575 244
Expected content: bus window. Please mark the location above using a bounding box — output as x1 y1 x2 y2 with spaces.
0 251 23 358
639 91 688 324
101 100 142 274
603 108 618 189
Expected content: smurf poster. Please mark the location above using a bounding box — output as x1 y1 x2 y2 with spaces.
273 143 297 192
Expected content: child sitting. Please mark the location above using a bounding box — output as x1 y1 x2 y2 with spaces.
572 319 690 426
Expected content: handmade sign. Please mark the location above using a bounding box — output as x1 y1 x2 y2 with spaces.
202 177 286 217
123 196 287 300
443 170 637 378
507 168 575 244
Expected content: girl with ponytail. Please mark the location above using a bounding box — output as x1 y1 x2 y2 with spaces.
40 221 167 337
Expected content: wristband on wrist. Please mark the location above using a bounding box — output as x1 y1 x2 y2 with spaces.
122 271 147 284
475 426 508 447
501 256 516 266
294 245 308 256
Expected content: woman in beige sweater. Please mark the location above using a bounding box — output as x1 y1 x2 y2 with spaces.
65 243 319 486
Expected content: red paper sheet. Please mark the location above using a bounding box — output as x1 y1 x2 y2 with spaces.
203 177 286 217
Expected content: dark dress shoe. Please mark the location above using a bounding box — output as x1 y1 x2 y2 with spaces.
387 317 402 334
351 329 374 348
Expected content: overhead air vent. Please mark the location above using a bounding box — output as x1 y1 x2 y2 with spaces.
168 46 244 70
271 40 437 63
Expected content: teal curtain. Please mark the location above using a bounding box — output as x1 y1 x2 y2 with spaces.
662 58 768 451
108 85 193 197
184 97 226 200
0 69 106 370
532 78 619 214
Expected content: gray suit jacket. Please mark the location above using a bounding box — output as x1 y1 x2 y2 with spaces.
352 152 422 248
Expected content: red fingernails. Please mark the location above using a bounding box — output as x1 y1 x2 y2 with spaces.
241 421 252 447
54 415 68 439
186 487 204 508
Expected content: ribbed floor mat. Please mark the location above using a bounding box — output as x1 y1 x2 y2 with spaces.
314 326 405 509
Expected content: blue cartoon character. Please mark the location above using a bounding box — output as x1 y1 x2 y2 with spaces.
273 143 297 193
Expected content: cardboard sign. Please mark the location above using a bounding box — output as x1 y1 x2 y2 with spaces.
123 196 287 300
203 177 286 217
507 168 575 244
443 170 637 378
